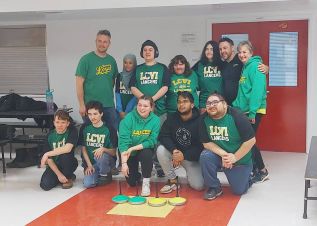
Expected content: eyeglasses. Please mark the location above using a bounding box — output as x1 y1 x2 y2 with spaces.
206 100 224 106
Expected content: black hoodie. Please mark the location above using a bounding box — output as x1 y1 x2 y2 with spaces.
158 107 203 161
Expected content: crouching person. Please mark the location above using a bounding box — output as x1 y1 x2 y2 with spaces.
40 110 78 191
78 101 116 188
157 91 204 193
119 96 160 197
199 93 256 200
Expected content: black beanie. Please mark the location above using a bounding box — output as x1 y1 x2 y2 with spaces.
140 40 159 58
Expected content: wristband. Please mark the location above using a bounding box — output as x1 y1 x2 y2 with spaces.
122 162 127 164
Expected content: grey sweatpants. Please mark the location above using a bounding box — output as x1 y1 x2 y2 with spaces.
157 145 204 191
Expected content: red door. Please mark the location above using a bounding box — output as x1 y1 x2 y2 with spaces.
213 20 308 152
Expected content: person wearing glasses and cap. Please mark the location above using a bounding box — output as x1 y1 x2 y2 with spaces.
199 93 255 200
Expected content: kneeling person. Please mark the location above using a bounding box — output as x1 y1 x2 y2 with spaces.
79 101 116 188
157 91 204 193
119 96 160 197
40 110 78 191
199 93 256 200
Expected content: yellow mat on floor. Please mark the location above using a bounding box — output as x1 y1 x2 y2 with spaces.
107 196 174 218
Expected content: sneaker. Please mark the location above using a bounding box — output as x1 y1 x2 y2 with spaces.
141 180 150 197
97 173 112 186
62 179 73 189
160 179 179 194
111 167 119 176
156 169 165 178
204 187 223 200
251 169 269 184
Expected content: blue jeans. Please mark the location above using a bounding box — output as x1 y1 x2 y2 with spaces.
199 150 252 195
102 107 118 131
83 152 115 188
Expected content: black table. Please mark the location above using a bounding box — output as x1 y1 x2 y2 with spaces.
0 110 55 118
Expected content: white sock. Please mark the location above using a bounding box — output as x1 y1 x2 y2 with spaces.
143 178 150 183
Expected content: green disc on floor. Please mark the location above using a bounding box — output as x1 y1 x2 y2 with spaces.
168 197 186 206
112 194 129 204
148 197 167 207
129 196 146 205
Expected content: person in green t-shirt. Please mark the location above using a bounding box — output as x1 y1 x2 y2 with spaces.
75 29 119 132
119 96 160 197
192 40 222 114
130 40 170 178
199 93 255 200
166 55 199 113
130 40 170 117
40 110 78 191
78 101 116 188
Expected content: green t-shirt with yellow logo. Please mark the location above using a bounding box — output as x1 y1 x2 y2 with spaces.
166 72 199 113
76 51 118 107
193 61 223 108
199 107 254 165
130 63 170 116
80 123 113 164
45 126 78 164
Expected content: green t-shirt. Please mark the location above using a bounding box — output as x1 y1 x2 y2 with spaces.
115 73 134 112
193 61 223 108
166 71 199 113
81 123 113 164
130 63 170 116
75 51 118 107
199 107 254 165
46 126 78 164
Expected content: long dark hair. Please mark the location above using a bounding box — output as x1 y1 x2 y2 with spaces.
168 55 192 76
200 40 221 66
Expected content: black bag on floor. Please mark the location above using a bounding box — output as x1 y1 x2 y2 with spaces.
6 147 40 168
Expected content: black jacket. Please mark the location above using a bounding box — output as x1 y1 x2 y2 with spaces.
158 107 203 161
221 54 243 106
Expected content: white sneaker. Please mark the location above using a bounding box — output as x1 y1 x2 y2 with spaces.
141 180 150 197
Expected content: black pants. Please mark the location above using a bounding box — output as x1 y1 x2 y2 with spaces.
251 113 265 171
126 148 153 186
40 152 78 191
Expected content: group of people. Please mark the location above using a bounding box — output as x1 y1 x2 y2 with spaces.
39 29 270 201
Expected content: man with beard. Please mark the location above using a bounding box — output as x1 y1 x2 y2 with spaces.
199 93 255 200
157 91 204 193
219 37 268 106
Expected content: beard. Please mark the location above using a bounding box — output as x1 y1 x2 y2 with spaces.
178 108 192 116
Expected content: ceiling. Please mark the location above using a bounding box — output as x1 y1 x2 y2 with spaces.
0 0 315 22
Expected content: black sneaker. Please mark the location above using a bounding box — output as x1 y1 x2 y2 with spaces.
97 173 112 186
156 169 165 178
111 167 119 176
204 187 223 200
251 169 269 184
